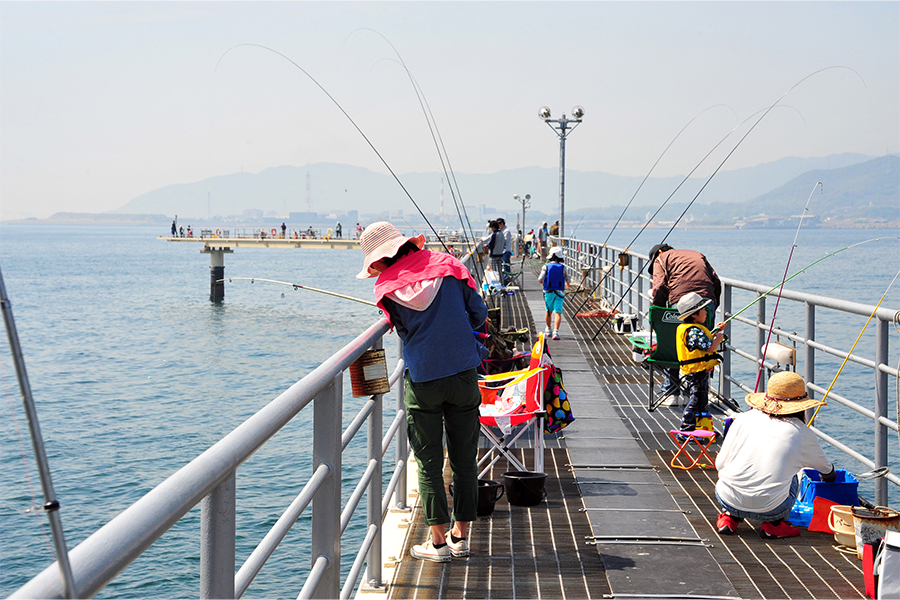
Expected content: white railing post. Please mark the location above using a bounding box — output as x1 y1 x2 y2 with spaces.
720 284 732 402
200 472 236 600
311 374 342 599
875 317 889 505
366 340 384 589
756 295 767 390
804 302 816 408
395 337 408 510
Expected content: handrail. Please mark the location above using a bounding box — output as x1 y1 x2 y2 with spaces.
559 236 899 505
12 318 402 599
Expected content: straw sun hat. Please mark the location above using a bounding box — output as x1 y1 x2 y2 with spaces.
745 371 825 415
356 221 425 279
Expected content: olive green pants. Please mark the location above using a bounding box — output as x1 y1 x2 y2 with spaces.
405 368 481 526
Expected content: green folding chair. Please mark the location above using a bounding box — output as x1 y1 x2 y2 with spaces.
646 305 723 412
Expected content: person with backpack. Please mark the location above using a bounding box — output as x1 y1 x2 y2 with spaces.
538 246 570 340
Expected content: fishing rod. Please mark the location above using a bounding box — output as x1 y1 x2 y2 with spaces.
0 267 77 598
222 277 377 307
583 66 866 339
216 44 451 255
352 30 484 273
723 237 895 325
808 266 900 427
752 181 822 393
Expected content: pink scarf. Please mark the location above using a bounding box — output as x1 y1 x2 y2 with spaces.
373 250 477 326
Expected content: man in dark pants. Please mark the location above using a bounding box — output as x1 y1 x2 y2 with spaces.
649 243 722 405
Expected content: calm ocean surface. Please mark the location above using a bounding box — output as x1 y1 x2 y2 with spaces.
1 223 898 597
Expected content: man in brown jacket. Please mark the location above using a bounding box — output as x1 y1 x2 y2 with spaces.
649 244 722 405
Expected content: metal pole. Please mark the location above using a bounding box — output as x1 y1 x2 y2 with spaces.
874 317 888 505
757 295 767 391
721 284 732 402
200 472 236 600
804 302 816 403
366 341 384 589
558 121 567 238
311 374 342 598
0 267 77 599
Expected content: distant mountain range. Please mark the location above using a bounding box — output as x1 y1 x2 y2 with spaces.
112 153 898 224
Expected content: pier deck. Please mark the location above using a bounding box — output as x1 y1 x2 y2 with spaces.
386 260 866 599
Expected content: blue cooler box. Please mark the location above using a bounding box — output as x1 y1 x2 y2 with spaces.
789 468 859 527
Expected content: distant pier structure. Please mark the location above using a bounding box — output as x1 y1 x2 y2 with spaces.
160 227 447 302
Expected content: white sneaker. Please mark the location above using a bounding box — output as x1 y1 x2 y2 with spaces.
551 330 560 340
660 396 682 406
410 540 451 563
447 535 469 558
544 327 551 337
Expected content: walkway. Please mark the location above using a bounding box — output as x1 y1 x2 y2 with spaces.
386 261 866 599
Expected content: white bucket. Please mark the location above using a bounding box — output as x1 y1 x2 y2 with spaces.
629 331 656 362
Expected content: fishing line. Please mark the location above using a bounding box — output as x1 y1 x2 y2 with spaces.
808 266 900 427
223 277 377 307
216 43 450 254
724 237 897 325
352 29 485 280
583 66 867 338
752 181 822 393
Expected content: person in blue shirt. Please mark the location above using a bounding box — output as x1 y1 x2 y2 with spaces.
358 221 488 563
538 246 570 340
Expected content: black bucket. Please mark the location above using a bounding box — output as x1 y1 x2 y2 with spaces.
477 479 504 516
449 479 506 517
502 471 547 507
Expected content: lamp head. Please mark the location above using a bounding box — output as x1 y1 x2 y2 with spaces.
538 106 551 120
513 194 520 200
572 105 585 120
525 194 531 200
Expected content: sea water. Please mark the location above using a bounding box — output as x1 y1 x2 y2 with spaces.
0 224 898 597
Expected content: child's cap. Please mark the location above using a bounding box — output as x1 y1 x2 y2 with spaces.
676 292 712 320
548 247 564 260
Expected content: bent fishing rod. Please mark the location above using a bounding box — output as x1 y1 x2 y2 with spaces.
582 66 866 339
752 181 822 392
216 44 451 255
807 266 900 428
221 277 377 307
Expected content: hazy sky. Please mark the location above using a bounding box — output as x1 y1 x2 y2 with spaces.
1 1 897 220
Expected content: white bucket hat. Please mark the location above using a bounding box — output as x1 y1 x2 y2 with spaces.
548 246 564 260
675 292 712 320
356 221 425 279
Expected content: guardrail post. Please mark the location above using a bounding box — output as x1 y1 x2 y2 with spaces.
720 284 731 402
874 317 889 505
804 302 816 402
200 472 236 600
311 374 342 599
756 295 766 391
626 259 634 315
395 338 408 510
636 256 645 326
366 340 384 589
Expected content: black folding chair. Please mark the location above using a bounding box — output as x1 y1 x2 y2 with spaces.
646 305 723 412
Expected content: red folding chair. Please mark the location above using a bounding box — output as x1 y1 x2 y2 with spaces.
477 334 551 478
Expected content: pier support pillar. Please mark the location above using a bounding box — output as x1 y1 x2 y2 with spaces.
202 247 233 303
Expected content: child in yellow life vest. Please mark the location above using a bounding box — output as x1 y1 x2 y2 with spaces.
675 292 726 432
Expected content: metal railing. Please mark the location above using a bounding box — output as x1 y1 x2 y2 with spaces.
12 320 411 599
558 237 899 506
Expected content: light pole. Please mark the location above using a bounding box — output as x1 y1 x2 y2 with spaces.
514 193 531 254
539 105 584 238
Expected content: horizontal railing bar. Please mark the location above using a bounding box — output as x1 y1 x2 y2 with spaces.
382 413 405 457
807 383 899 432
382 459 408 518
13 319 391 600
341 460 378 535
340 524 379 600
235 463 330 598
298 555 329 600
809 426 900 488
342 399 376 451
389 360 405 386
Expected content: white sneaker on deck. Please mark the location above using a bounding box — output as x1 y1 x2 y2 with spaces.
410 540 451 563
551 330 560 340
447 535 469 557
544 327 551 337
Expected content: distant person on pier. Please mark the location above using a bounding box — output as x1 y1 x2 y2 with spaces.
171 219 177 237
486 220 504 280
649 244 721 406
356 222 362 239
357 221 488 563
549 220 559 236
715 371 836 539
497 218 511 284
538 221 549 259
281 222 286 238
179 226 184 237
335 222 342 238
